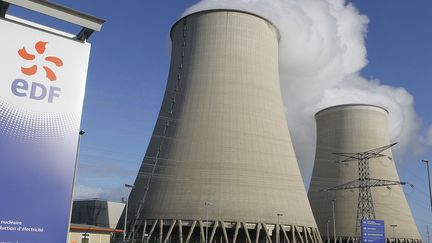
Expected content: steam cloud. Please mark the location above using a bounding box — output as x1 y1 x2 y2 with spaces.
185 0 430 184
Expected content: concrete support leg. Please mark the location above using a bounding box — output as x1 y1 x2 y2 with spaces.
294 226 305 243
255 223 261 243
199 220 205 243
159 219 163 243
147 219 158 242
209 221 218 243
163 220 176 243
233 222 241 243
185 220 197 243
281 225 291 243
141 219 147 243
178 220 183 243
220 221 229 243
242 222 252 243
262 223 273 243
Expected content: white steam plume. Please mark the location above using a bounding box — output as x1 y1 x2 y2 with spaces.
184 0 429 185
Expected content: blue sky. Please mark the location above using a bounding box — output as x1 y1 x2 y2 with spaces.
8 0 432 240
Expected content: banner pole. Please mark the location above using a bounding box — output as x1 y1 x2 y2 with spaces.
66 130 85 243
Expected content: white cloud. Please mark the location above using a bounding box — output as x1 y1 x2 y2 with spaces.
419 125 432 150
185 0 430 184
73 184 103 200
73 184 126 202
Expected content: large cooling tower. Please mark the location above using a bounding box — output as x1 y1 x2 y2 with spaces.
308 104 421 243
123 10 320 243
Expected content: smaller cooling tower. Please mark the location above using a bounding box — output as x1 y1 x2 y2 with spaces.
308 104 421 243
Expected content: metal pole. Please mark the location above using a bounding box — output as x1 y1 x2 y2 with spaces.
427 224 430 243
205 202 212 243
390 225 397 243
326 220 330 243
66 130 85 243
277 213 283 243
422 160 432 212
124 184 134 242
124 193 128 242
332 199 336 243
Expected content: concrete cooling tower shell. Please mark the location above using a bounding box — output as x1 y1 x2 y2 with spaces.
123 9 320 243
308 104 421 243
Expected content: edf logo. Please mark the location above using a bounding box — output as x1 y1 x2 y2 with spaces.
11 41 63 103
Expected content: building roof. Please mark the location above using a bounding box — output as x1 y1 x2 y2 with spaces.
70 223 124 233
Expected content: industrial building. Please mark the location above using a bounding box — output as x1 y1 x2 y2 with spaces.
122 9 320 243
72 199 125 229
308 104 421 243
70 199 125 243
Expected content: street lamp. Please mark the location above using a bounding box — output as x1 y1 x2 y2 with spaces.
277 213 283 243
124 184 135 242
326 220 331 243
390 224 397 241
205 201 213 243
332 199 337 243
422 160 432 212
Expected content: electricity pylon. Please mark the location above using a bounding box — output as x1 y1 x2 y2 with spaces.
323 143 406 239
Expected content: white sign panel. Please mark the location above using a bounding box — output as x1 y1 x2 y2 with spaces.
0 17 91 243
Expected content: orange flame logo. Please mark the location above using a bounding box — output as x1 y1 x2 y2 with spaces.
18 41 63 81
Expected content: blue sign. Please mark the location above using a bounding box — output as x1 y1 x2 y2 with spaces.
361 220 386 243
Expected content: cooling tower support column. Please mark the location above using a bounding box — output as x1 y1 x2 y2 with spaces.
308 104 422 243
120 9 320 243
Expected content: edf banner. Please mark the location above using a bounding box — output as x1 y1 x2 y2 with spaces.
0 17 91 242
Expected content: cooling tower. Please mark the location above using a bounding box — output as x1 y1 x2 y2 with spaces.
308 104 421 243
123 10 320 243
